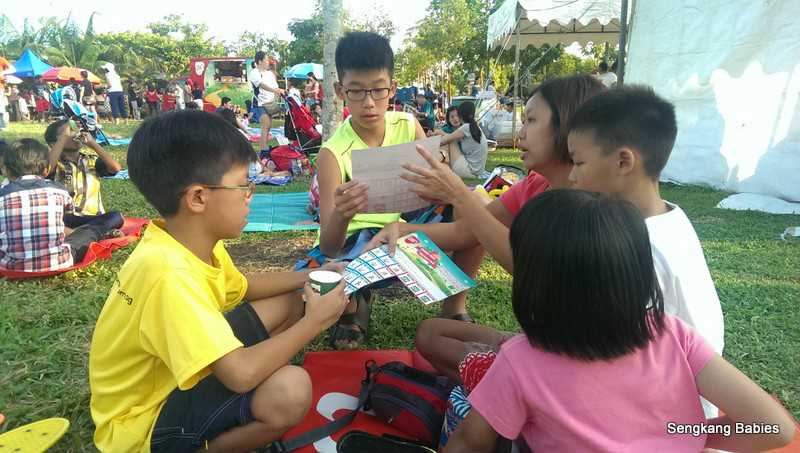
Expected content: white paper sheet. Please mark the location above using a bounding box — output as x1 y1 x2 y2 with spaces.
351 136 441 213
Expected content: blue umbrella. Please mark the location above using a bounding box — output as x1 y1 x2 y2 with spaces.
284 63 323 80
11 49 52 78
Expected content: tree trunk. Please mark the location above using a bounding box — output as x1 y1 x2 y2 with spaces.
322 0 343 141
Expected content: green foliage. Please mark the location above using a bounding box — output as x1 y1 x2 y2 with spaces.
226 31 290 63
286 14 325 66
1 14 224 82
284 4 397 68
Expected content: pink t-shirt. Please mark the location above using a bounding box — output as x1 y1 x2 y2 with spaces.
498 172 550 217
469 315 715 452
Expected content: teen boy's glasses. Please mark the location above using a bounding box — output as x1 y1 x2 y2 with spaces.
343 87 391 102
201 182 256 199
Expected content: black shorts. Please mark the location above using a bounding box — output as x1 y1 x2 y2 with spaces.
150 303 269 452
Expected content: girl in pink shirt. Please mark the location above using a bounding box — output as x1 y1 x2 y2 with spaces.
443 190 794 453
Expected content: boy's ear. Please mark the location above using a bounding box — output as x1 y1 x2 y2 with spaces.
182 184 210 214
617 147 637 176
390 80 398 95
334 82 345 101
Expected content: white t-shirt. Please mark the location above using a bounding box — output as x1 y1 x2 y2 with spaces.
248 68 277 106
595 71 618 88
647 201 725 417
106 71 123 93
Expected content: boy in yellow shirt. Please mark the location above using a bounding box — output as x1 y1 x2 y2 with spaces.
88 110 349 452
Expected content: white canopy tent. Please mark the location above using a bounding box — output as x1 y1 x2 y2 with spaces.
625 0 800 207
487 0 622 50
486 0 625 145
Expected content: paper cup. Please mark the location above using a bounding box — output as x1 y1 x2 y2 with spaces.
309 270 342 295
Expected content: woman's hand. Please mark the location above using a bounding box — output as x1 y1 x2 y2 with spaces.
401 145 471 206
364 222 402 255
333 180 369 220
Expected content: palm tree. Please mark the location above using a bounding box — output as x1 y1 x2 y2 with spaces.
42 13 104 71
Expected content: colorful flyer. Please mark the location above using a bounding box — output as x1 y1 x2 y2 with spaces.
342 231 476 305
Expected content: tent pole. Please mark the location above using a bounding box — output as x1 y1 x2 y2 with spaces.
617 0 629 84
513 26 520 150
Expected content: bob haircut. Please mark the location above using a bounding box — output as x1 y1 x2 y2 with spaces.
509 189 665 361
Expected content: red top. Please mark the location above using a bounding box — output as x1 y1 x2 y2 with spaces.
498 172 551 217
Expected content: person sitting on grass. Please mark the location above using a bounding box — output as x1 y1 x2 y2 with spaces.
442 190 795 453
436 101 489 179
413 92 436 133
218 108 251 137
367 74 604 322
0 139 106 272
312 31 427 349
439 105 462 134
216 96 233 113
88 110 349 452
44 119 124 236
411 85 726 419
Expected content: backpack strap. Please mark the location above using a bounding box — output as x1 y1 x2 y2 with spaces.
270 362 379 453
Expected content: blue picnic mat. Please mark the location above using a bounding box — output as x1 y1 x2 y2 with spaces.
105 138 132 146
244 192 319 233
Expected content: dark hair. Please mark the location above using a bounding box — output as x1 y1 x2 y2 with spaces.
569 85 677 179
530 74 605 164
44 119 70 145
457 101 482 142
221 96 231 105
510 189 665 361
335 32 394 81
0 140 8 176
80 70 88 78
445 105 460 128
253 50 267 68
127 110 255 216
217 108 238 127
599 61 609 72
306 72 316 80
4 139 51 178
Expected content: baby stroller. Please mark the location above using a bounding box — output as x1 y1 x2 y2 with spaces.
283 95 322 153
49 87 110 145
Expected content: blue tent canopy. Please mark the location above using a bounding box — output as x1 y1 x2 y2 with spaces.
12 49 52 78
284 63 323 80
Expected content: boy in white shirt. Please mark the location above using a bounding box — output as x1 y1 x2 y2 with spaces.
568 85 725 416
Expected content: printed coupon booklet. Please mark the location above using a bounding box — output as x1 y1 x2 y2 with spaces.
343 232 476 304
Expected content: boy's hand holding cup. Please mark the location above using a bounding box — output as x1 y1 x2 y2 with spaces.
304 270 348 331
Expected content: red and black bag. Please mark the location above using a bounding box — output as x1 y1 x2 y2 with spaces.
365 361 452 446
271 360 453 452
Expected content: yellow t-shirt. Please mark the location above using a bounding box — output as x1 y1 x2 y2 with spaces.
89 221 248 452
319 111 417 240
52 152 108 216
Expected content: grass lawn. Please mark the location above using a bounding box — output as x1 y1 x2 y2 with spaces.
1 121 798 451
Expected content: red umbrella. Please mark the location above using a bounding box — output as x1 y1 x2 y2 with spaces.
41 66 102 85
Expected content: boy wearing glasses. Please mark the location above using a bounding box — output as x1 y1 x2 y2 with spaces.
313 31 426 349
89 111 349 452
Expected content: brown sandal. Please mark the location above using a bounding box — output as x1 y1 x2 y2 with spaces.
329 289 373 350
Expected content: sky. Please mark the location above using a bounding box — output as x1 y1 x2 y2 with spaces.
4 0 431 50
